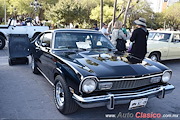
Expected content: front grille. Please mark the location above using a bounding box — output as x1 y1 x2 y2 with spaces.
111 78 152 90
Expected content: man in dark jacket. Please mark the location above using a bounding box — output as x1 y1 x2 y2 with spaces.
129 18 149 61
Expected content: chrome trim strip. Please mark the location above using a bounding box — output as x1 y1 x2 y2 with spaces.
72 84 175 103
99 73 163 81
56 68 63 74
37 67 55 87
55 30 101 34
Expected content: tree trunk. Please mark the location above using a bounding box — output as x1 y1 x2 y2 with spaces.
112 0 117 26
100 0 103 29
123 0 132 25
108 6 125 33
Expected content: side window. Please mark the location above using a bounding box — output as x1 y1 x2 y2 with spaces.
36 34 44 45
172 34 180 43
154 33 170 42
42 33 52 47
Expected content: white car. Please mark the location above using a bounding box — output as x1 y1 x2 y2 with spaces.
0 18 49 49
146 31 180 61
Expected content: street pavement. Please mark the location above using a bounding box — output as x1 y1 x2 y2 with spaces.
0 47 180 120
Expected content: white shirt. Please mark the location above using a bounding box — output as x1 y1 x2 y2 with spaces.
100 27 109 38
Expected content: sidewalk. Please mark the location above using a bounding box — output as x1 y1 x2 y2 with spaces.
0 48 8 65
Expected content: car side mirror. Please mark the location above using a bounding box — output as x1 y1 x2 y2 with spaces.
42 42 50 47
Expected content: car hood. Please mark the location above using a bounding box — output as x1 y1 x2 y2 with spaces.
54 50 167 79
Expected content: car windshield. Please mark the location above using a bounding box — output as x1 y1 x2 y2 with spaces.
148 32 171 42
54 32 115 50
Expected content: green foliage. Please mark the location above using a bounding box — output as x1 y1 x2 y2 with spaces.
127 0 154 28
0 0 5 20
90 5 113 24
7 0 34 18
0 0 179 30
45 0 88 25
163 2 180 29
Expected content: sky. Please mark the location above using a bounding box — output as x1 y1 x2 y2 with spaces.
146 0 179 12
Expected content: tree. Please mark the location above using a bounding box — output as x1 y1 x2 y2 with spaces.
126 0 153 28
90 5 114 24
163 2 180 30
0 0 5 23
44 0 89 27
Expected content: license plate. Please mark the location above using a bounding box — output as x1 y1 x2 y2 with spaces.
129 98 148 110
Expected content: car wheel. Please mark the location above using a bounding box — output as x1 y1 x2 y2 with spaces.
54 75 78 114
25 57 29 65
0 36 6 50
149 53 160 61
8 58 13 66
31 56 39 74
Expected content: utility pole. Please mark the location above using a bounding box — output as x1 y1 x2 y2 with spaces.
100 0 103 29
123 0 132 25
112 0 117 26
4 0 7 24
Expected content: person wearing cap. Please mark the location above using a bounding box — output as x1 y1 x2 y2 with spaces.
100 23 110 39
129 17 149 61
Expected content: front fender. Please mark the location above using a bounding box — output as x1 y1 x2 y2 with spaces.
53 63 81 95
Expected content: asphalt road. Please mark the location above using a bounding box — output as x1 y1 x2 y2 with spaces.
0 47 180 120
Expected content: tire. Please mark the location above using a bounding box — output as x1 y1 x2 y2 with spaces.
31 56 39 74
0 35 6 50
25 57 29 65
54 75 78 114
8 58 13 66
149 52 160 61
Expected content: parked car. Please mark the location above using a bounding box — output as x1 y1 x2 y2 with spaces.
30 29 174 114
146 31 180 61
0 18 49 49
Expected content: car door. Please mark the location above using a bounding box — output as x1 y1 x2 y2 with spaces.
147 32 170 60
39 32 53 79
167 33 180 59
34 33 45 71
10 20 27 34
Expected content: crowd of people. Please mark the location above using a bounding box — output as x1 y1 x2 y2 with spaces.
15 16 149 62
92 17 149 62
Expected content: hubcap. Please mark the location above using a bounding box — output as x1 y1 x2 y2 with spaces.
56 81 65 107
151 55 157 61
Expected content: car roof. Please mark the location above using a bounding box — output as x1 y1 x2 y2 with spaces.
44 29 101 33
149 30 180 34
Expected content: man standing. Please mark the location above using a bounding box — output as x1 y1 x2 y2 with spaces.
100 23 110 39
130 18 149 60
92 23 99 31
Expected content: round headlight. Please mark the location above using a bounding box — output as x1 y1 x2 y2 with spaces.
82 78 97 93
162 71 171 83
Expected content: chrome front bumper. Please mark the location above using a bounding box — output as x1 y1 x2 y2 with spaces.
72 84 175 110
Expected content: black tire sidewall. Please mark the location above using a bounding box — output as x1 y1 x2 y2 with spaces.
0 36 6 50
150 53 160 61
54 76 67 111
8 58 13 66
54 75 78 114
31 56 39 74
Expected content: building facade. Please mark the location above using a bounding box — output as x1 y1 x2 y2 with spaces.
147 0 180 13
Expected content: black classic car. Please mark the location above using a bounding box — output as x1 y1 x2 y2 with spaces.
31 29 175 114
